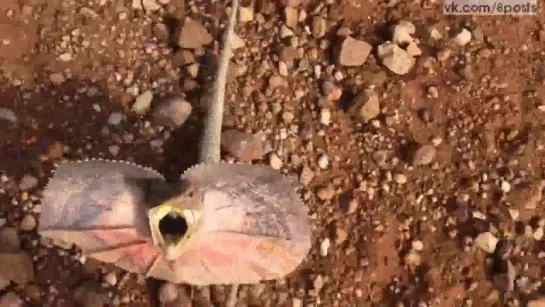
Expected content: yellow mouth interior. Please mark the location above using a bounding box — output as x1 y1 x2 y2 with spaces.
149 204 199 256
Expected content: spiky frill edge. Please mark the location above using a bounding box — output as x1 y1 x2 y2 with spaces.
45 157 165 191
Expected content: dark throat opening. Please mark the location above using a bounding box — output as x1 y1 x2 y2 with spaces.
158 212 188 243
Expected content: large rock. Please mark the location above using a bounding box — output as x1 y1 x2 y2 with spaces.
377 41 415 75
176 17 213 49
336 36 372 66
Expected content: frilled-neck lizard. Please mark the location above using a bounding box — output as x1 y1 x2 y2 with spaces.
38 0 311 303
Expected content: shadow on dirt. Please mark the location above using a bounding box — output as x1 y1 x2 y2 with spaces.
0 75 211 305
0 75 210 180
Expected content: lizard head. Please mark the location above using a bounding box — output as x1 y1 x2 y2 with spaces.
147 191 202 260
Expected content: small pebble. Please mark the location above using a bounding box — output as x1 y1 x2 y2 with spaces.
0 107 17 123
320 109 331 125
320 238 330 256
132 91 154 115
49 72 65 85
152 98 192 128
280 25 294 38
20 215 36 231
238 7 254 22
347 199 359 214
313 275 324 291
19 175 38 191
284 7 298 29
311 16 326 38
269 154 283 170
58 53 72 61
405 250 421 266
316 186 335 200
231 33 245 49
186 63 199 78
142 0 161 11
437 49 451 61
390 20 415 45
108 112 123 125
431 137 443 146
278 61 288 76
108 145 119 156
393 173 407 184
413 145 436 166
405 42 422 57
453 28 472 46
534 227 544 240
282 111 295 124
299 166 314 186
411 240 424 251
318 154 329 169
46 141 64 160
429 28 442 40
501 180 511 193
475 232 499 254
292 298 303 307
508 209 519 220
335 228 347 244
104 272 117 286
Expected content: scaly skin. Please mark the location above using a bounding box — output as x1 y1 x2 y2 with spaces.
198 1 240 304
199 0 239 165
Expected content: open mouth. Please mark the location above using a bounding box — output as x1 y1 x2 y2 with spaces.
158 211 188 245
148 204 200 259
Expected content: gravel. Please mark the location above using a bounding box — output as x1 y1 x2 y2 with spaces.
0 0 543 305
0 107 17 123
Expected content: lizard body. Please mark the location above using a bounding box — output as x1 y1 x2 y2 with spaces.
39 0 310 300
198 1 240 305
199 0 239 165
